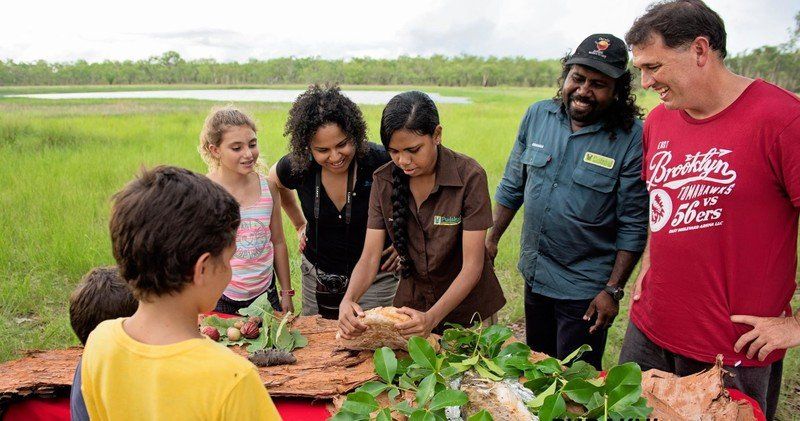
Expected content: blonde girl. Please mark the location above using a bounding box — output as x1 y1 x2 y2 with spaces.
199 106 294 314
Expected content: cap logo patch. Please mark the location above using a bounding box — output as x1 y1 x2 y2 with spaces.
590 37 610 58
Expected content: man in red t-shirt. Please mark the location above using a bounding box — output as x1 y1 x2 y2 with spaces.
619 1 800 419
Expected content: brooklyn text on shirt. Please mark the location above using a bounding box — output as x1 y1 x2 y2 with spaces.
433 215 462 226
647 140 737 234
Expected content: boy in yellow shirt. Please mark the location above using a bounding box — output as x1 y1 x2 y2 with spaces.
79 166 281 420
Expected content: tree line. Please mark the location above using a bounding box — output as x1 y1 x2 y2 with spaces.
1 13 797 90
0 54 564 88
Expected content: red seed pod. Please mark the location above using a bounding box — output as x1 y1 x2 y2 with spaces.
241 321 260 339
201 326 220 342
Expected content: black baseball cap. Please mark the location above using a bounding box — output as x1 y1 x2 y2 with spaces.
565 33 628 79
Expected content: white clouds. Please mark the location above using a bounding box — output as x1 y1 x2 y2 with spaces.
2 0 797 62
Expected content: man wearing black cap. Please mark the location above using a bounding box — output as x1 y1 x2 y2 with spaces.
487 34 648 369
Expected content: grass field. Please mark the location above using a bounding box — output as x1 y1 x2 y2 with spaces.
1 85 798 418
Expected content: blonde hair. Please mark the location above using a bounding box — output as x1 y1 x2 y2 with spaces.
198 105 261 171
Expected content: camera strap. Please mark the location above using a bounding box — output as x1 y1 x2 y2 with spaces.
313 161 355 286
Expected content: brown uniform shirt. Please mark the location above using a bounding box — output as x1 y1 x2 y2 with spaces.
368 146 506 331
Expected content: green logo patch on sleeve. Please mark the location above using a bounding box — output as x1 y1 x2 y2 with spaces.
583 152 616 170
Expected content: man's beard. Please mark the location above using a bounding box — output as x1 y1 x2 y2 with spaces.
565 93 608 125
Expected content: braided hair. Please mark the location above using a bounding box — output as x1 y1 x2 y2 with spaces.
379 91 440 278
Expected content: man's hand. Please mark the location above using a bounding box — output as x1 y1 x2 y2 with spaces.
584 290 619 334
731 314 800 361
395 307 436 339
338 298 367 340
485 239 499 264
380 245 400 273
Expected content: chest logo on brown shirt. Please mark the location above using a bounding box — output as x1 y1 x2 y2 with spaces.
433 215 462 226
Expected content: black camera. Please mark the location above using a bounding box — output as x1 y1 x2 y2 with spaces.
315 272 349 320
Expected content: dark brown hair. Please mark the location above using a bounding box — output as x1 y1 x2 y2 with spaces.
110 166 240 300
284 84 368 173
626 0 728 58
69 266 139 344
379 91 440 279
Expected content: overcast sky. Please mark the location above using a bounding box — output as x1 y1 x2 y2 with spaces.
4 0 797 63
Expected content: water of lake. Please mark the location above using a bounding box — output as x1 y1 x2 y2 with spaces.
7 89 470 105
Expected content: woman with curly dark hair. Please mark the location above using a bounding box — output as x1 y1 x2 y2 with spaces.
268 85 399 319
337 91 506 339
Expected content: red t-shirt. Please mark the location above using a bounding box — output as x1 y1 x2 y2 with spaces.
632 79 800 367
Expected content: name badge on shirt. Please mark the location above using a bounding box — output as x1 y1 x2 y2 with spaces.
583 152 615 170
434 215 461 226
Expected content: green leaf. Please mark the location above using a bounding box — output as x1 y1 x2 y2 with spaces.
585 391 605 412
528 379 558 408
329 411 368 421
560 344 592 365
356 381 389 397
561 379 601 405
561 360 599 381
523 377 553 395
201 315 237 333
461 354 480 366
475 362 504 381
374 347 398 383
439 365 460 379
480 356 506 376
408 336 437 369
245 329 270 352
416 374 437 407
604 362 644 411
375 408 392 421
498 341 531 357
538 392 566 421
273 312 295 351
613 396 653 418
399 374 416 390
534 358 563 374
428 389 468 411
467 409 494 421
290 329 308 348
340 391 379 415
392 400 415 416
409 409 436 421
387 387 401 403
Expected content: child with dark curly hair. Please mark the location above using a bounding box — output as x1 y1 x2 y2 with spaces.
268 84 400 319
338 91 505 339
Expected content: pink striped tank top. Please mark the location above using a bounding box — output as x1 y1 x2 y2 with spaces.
224 173 274 301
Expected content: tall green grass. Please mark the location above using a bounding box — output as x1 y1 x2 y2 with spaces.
1 86 797 417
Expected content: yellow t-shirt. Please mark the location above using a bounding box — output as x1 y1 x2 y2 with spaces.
81 318 281 420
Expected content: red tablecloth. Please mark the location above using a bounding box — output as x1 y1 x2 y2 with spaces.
2 397 330 421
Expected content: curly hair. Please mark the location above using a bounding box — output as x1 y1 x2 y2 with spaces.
283 84 369 173
379 91 440 279
554 55 644 140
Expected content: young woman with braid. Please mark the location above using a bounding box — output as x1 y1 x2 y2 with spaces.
338 91 506 339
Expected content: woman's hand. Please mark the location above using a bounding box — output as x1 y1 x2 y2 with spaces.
297 223 307 253
395 307 436 339
280 291 295 314
338 298 367 339
380 245 400 273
